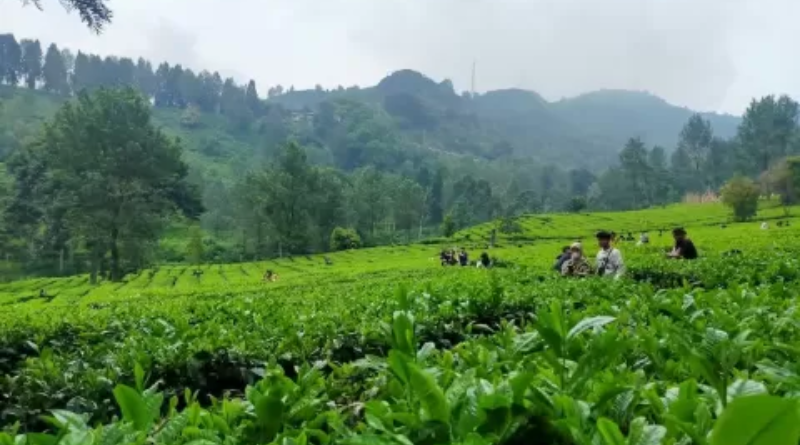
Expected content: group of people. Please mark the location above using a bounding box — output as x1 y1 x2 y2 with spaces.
762 221 792 230
440 248 492 268
555 227 698 278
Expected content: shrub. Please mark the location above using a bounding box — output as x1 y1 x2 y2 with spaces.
442 213 456 238
567 196 587 213
721 176 760 221
180 104 202 128
330 227 361 251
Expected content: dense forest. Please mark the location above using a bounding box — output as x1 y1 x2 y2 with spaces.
0 31 798 280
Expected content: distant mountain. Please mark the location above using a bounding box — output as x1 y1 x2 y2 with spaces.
271 70 740 169
0 69 741 178
551 89 739 150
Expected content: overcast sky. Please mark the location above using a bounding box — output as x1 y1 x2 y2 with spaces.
2 0 798 115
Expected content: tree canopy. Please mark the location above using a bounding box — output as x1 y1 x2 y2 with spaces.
20 0 113 32
7 88 200 281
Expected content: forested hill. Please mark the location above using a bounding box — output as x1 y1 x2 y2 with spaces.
268 69 740 168
0 33 740 177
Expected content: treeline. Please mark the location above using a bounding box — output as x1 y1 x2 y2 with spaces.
590 96 800 210
0 33 270 125
198 147 576 262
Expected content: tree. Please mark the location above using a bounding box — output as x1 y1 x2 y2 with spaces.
220 78 253 129
61 48 75 74
720 176 760 222
20 39 43 89
70 51 91 92
330 227 361 251
245 80 261 115
19 0 113 32
567 196 587 213
670 146 695 199
618 137 652 208
648 146 671 205
568 168 596 197
18 88 201 281
705 138 736 190
134 58 157 98
350 167 390 237
0 34 22 86
738 95 799 175
42 43 69 94
262 142 315 254
185 225 205 264
442 213 456 238
393 178 426 241
427 167 445 224
312 168 347 249
195 71 222 113
761 156 800 208
450 175 494 226
678 114 713 178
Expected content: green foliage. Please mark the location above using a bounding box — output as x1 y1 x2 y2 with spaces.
721 176 760 221
442 213 456 238
185 226 205 264
762 156 800 206
567 196 587 213
0 30 795 276
711 396 800 445
738 95 799 175
6 88 201 281
330 227 361 251
18 0 113 32
1 204 800 442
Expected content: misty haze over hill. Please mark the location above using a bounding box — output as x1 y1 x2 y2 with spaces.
270 69 740 168
3 0 800 114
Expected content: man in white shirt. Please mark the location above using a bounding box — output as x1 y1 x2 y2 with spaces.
595 231 625 279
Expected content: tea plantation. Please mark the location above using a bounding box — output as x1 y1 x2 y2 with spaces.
2 202 800 444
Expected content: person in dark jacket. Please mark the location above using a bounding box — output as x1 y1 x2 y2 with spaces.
458 248 469 266
668 228 698 260
554 246 571 272
477 252 492 268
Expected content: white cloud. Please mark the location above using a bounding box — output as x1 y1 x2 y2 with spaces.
2 0 799 114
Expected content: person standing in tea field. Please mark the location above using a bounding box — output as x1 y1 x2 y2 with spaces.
595 231 625 279
561 243 592 277
458 248 469 266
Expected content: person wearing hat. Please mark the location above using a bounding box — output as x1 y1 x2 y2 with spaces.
668 227 698 260
561 242 592 277
595 230 625 279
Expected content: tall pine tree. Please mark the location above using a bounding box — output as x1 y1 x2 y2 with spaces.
0 34 22 86
20 39 43 89
42 43 69 95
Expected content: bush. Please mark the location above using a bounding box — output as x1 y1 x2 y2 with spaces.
567 196 587 213
330 227 361 251
442 213 456 238
721 176 760 221
180 104 202 128
761 156 800 206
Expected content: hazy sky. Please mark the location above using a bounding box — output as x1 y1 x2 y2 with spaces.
2 0 799 114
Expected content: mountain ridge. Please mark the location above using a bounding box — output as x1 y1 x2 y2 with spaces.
271 70 740 168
